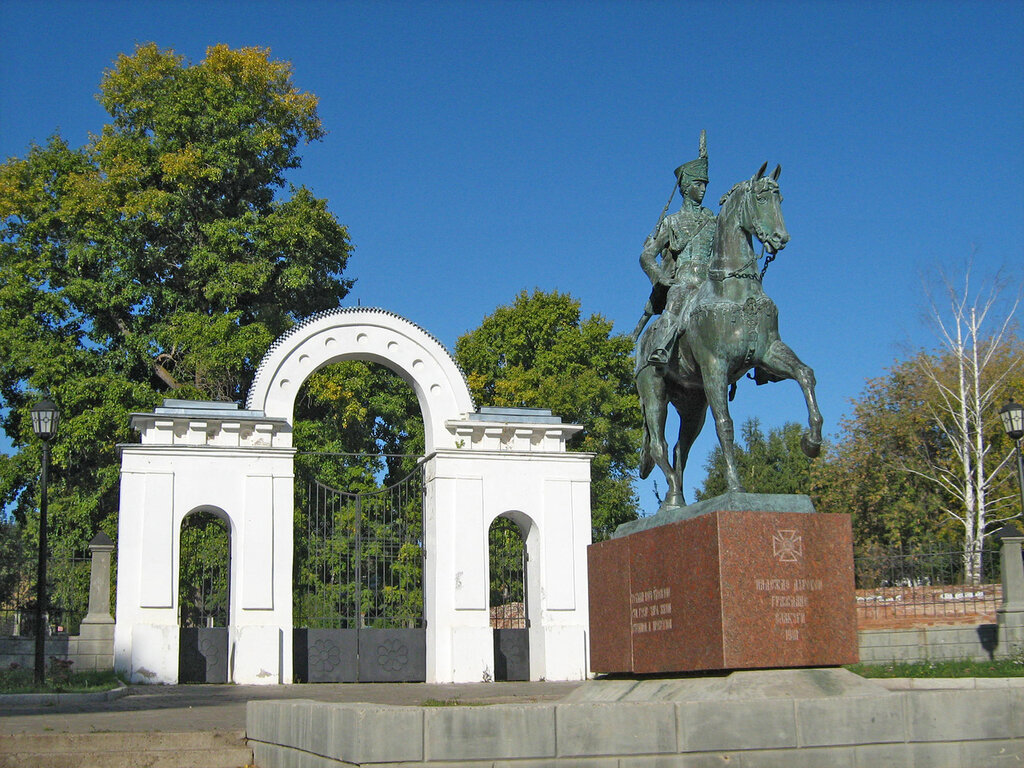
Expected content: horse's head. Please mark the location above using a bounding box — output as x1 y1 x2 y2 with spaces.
724 163 789 255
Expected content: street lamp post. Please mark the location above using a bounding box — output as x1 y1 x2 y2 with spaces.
1000 398 1024 523
30 398 59 686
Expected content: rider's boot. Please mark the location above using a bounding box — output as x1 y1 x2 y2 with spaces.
648 321 677 367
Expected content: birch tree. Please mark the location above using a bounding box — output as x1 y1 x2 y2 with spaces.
908 271 1023 584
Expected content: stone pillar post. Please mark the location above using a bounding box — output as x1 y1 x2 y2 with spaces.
84 532 115 621
997 534 1024 642
68 532 116 671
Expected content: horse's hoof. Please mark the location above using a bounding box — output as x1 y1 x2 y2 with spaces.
659 493 684 512
801 434 821 458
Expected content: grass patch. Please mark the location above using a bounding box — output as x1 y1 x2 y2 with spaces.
419 698 489 707
846 657 1024 678
0 662 123 694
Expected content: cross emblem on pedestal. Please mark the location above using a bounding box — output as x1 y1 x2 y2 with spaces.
773 529 803 562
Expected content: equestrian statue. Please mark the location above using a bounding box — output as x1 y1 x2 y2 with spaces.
633 132 823 513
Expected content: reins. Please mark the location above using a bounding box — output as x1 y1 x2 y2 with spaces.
759 243 777 280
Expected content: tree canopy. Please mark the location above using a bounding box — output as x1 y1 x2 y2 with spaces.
293 361 425 491
814 337 1024 561
810 269 1023 586
0 43 353 555
455 289 641 539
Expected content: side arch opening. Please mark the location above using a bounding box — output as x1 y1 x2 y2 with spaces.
177 508 230 683
489 513 534 681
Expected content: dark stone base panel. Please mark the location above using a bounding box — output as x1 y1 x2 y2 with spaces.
294 628 359 682
178 627 228 683
293 627 426 682
358 628 426 682
494 628 530 681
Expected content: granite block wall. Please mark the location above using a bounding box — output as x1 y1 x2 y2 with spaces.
858 621 1022 665
247 686 1024 768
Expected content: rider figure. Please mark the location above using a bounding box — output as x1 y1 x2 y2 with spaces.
635 131 716 367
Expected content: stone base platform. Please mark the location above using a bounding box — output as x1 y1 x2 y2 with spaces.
246 669 1024 768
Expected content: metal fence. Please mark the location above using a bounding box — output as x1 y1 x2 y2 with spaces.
489 517 527 630
178 512 229 629
0 553 91 637
854 545 1004 625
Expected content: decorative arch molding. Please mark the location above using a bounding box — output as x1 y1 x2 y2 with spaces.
181 504 232 528
489 508 536 534
246 308 475 453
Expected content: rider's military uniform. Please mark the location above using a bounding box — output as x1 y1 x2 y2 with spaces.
659 204 715 290
639 133 716 365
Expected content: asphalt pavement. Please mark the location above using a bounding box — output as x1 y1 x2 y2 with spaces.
0 680 583 735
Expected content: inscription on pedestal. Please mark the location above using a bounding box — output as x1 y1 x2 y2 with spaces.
631 587 673 635
755 577 820 642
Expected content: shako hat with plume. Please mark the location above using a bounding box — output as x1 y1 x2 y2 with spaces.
674 130 709 188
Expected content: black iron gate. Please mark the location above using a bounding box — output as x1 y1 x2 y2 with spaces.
489 516 530 681
294 462 426 682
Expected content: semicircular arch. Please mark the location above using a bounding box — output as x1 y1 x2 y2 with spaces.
246 308 474 453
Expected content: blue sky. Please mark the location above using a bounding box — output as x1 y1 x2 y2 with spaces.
2 0 1023 511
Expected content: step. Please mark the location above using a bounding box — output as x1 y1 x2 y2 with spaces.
0 730 254 768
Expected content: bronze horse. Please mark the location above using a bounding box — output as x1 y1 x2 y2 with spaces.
636 163 822 510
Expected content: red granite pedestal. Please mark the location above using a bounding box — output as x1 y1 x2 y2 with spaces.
588 508 858 674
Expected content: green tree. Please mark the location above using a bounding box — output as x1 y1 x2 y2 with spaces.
0 43 353 556
455 290 642 540
0 516 28 620
489 516 526 627
907 273 1023 583
293 361 424 491
178 512 229 627
696 419 817 501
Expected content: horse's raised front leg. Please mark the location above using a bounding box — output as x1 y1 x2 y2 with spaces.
761 339 823 458
700 357 745 493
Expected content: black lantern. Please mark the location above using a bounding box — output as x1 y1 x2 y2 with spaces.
1001 398 1024 441
1002 398 1024 539
30 399 60 441
30 397 59 686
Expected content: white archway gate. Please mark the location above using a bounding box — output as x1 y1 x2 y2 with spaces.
114 308 592 684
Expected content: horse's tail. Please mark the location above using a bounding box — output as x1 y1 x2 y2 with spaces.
639 397 655 479
635 337 656 479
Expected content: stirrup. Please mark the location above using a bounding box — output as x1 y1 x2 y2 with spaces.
649 348 670 366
